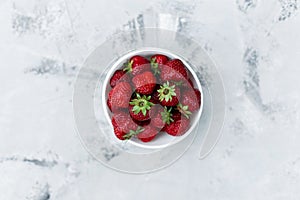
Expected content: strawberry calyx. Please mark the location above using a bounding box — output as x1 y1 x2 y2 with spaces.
150 57 160 75
161 107 174 125
129 93 154 116
177 103 192 119
158 81 176 102
123 60 134 73
123 126 144 140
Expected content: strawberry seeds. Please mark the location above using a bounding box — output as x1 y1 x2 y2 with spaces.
107 54 202 142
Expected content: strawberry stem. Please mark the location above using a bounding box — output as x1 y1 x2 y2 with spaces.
158 81 176 102
129 93 154 116
161 107 174 125
123 126 144 140
177 103 192 119
123 60 133 73
150 58 160 75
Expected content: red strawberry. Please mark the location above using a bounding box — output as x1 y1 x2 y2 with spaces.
132 71 156 95
133 119 150 127
194 88 201 104
176 103 192 118
107 90 113 112
112 125 126 140
157 82 181 106
150 54 169 75
164 118 190 136
112 111 138 140
137 125 159 142
171 110 183 121
107 98 112 112
181 89 201 112
107 89 123 113
124 55 150 76
180 78 194 89
129 93 154 121
150 105 173 130
160 59 188 82
110 82 132 109
109 70 130 88
149 84 161 104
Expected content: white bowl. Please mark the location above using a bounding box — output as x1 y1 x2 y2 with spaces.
101 47 204 149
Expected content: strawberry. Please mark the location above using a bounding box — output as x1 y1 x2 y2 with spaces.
137 125 159 142
124 55 150 76
176 78 194 89
112 111 139 140
194 88 201 103
176 103 192 118
149 84 161 104
164 118 190 136
129 93 154 121
171 110 183 121
109 82 132 109
150 105 173 130
107 89 123 113
160 59 188 82
181 89 201 112
107 98 112 112
112 125 126 140
157 82 181 106
150 54 169 75
132 71 156 95
109 70 130 88
107 90 113 112
133 119 150 127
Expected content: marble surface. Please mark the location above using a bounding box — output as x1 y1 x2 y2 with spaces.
1 0 300 199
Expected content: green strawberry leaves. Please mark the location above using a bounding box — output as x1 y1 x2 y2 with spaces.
123 60 133 73
177 103 192 119
161 107 174 125
150 57 160 75
123 126 144 140
157 81 176 102
130 93 154 116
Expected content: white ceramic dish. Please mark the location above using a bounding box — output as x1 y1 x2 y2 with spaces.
101 47 204 149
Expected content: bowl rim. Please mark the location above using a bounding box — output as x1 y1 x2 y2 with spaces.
100 47 204 149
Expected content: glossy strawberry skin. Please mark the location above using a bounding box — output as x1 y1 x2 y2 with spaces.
151 54 169 75
112 111 138 140
137 125 158 142
149 105 165 130
151 54 169 65
109 70 130 88
181 78 194 89
160 110 182 132
113 125 126 140
165 118 190 136
132 71 156 95
181 89 201 112
107 89 122 113
149 84 161 104
160 59 188 82
107 98 112 112
171 110 182 121
129 104 150 121
127 56 150 76
110 82 132 109
194 89 201 104
160 86 181 107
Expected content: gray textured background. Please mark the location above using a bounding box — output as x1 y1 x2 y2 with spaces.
1 0 300 199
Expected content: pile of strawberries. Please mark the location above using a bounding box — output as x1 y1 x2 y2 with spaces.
107 54 201 142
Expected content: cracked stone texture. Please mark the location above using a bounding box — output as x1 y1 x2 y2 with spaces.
1 0 300 199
